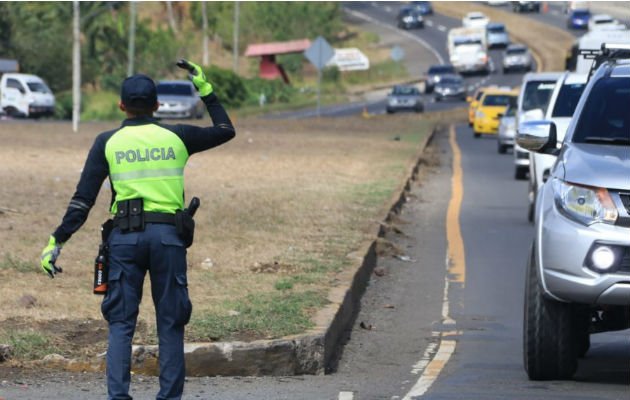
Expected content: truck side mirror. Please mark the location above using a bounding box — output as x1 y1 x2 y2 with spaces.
516 120 559 155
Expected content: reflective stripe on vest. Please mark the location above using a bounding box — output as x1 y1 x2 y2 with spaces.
105 124 189 215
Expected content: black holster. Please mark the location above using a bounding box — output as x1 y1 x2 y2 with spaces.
175 209 195 248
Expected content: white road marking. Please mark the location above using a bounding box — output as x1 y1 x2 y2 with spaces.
425 20 434 27
338 392 354 400
344 8 445 64
402 340 457 399
437 24 447 32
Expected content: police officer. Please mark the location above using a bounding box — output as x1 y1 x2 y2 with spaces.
40 60 235 400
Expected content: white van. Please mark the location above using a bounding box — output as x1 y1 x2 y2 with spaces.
0 73 55 118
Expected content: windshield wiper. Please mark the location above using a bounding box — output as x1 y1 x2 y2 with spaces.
583 136 630 145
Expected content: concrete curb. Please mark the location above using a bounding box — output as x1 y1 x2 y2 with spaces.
32 124 438 377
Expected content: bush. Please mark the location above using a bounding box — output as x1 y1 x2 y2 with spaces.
323 66 340 83
244 77 297 106
81 91 122 121
204 65 248 108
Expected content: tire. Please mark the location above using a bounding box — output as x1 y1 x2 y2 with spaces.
415 105 424 113
523 243 578 380
498 141 507 154
515 166 527 180
386 108 395 114
474 131 481 138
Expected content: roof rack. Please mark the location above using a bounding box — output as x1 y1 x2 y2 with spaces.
580 43 630 80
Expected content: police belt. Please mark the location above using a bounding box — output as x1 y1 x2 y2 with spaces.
113 211 175 228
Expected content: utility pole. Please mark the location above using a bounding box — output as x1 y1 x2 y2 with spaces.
233 1 239 73
128 1 136 76
202 2 209 66
72 1 80 133
166 1 178 34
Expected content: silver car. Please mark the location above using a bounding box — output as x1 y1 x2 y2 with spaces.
154 80 205 119
502 44 532 73
487 23 510 48
518 55 630 380
496 103 516 153
386 85 424 113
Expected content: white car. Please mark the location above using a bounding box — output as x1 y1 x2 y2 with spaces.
526 72 587 222
588 14 625 32
513 72 562 180
462 12 489 28
0 73 55 118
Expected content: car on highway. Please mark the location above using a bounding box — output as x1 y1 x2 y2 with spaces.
513 71 562 179
566 9 591 30
496 103 517 153
472 88 517 138
511 1 540 13
462 12 489 28
486 23 511 48
411 1 433 15
154 80 205 119
467 86 492 127
386 85 424 113
588 14 621 32
434 74 466 102
518 49 630 381
502 44 533 73
424 64 456 93
526 72 587 222
397 6 424 30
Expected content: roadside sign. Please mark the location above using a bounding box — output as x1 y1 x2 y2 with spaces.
390 45 405 62
327 48 370 71
305 36 335 71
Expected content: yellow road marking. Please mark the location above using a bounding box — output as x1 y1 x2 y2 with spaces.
447 125 466 284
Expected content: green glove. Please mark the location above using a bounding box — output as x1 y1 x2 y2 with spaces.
41 235 63 279
176 59 213 97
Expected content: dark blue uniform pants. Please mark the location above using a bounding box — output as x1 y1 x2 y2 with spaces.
101 223 192 400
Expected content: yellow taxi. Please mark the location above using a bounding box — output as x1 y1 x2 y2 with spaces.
472 88 518 138
467 87 487 127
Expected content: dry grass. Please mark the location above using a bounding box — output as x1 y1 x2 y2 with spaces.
433 2 575 71
0 113 433 354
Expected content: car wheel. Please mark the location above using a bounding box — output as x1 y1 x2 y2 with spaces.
415 105 424 113
498 141 507 154
474 131 481 138
523 243 578 380
515 166 527 180
435 96 441 102
386 108 395 114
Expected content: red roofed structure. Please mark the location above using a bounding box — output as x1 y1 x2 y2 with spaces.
245 39 311 83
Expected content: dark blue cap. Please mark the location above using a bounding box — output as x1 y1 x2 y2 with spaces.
121 74 157 108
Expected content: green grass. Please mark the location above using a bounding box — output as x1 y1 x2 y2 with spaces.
188 290 328 341
0 329 58 360
0 253 39 273
81 91 123 121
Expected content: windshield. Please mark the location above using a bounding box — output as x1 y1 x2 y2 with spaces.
595 18 613 24
522 80 556 112
27 82 51 94
551 82 586 117
487 26 505 33
483 94 514 106
440 77 462 85
157 83 193 96
393 86 418 95
572 77 630 145
428 66 455 74
469 14 484 20
475 90 484 100
505 105 517 117
506 48 526 55
573 10 589 17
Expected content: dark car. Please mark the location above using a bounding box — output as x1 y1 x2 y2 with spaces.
411 1 433 15
512 1 540 12
434 74 467 102
567 9 591 29
397 7 424 30
424 64 457 93
154 80 205 119
387 85 424 113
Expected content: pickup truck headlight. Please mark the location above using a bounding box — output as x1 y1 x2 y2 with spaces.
552 178 618 225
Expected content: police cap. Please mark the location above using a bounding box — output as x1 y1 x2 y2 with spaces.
121 74 157 108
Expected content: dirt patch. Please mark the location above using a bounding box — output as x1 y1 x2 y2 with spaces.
0 112 436 359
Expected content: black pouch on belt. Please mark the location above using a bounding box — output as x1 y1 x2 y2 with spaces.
116 198 145 232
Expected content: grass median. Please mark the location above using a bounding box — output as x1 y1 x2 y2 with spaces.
0 113 434 359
